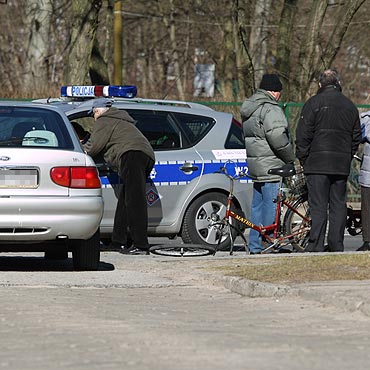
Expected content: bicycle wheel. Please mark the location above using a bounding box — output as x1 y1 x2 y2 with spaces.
283 195 311 252
213 221 249 255
149 244 215 257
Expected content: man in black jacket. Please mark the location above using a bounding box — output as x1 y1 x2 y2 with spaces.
296 69 361 252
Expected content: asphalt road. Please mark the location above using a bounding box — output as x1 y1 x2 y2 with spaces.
0 234 369 370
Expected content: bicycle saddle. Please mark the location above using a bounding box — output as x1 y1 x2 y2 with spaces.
268 163 295 177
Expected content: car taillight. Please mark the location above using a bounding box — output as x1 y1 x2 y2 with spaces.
50 167 101 188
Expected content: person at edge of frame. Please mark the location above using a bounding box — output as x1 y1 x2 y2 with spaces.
357 111 370 251
83 98 155 255
295 69 362 253
240 73 296 255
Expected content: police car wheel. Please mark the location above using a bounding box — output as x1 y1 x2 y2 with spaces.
181 192 238 251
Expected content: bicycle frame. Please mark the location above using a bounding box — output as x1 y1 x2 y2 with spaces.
222 167 310 252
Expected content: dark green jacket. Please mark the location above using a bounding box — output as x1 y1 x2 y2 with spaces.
241 89 295 182
85 107 155 172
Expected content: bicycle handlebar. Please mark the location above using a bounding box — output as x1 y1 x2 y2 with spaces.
215 160 248 180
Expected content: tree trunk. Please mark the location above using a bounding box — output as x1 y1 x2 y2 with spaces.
23 0 53 91
294 0 327 101
248 0 272 86
63 0 102 85
160 0 185 100
275 0 299 99
113 0 122 85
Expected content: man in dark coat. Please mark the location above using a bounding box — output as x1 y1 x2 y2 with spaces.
296 69 361 252
85 98 155 255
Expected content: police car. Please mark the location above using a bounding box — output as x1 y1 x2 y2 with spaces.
35 85 252 250
0 101 103 270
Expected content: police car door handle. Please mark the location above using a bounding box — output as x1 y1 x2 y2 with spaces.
180 163 199 172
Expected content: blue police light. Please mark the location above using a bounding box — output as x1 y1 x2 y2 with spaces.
104 85 137 98
60 85 137 98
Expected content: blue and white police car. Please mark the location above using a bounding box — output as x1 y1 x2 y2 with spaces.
36 85 252 250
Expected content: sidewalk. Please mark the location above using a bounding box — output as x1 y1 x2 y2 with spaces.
215 252 370 318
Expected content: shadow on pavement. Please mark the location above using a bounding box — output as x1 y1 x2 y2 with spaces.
0 255 114 272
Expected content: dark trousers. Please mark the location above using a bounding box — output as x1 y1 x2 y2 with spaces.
112 151 154 249
361 186 370 242
306 174 347 252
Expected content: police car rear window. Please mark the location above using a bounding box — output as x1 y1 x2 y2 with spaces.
225 118 244 149
0 107 73 149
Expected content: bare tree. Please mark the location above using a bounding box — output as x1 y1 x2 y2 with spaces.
0 0 369 102
158 0 185 100
63 0 102 85
275 0 299 98
22 0 53 90
292 0 367 101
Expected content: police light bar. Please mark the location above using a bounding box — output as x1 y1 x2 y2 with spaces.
60 85 137 98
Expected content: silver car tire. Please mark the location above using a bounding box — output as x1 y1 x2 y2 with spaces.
181 192 239 250
72 230 100 271
44 246 68 260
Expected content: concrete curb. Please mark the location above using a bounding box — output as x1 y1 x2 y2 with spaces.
219 275 370 318
219 276 294 298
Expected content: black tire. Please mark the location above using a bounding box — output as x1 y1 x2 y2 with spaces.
283 195 311 252
44 248 68 260
72 230 100 271
181 192 240 251
149 244 215 257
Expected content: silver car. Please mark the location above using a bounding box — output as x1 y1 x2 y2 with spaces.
0 101 103 270
36 87 252 250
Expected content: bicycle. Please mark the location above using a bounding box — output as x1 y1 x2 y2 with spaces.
213 161 311 255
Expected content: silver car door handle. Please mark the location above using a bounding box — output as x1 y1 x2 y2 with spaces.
180 163 199 172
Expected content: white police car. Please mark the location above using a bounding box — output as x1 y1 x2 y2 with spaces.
0 101 103 270
35 85 252 250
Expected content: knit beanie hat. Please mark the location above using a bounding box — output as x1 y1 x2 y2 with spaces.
259 74 283 92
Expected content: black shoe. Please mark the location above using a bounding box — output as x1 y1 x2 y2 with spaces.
119 246 150 255
103 239 133 251
249 251 261 255
357 242 370 251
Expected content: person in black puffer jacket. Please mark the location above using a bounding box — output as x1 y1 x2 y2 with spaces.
296 69 361 252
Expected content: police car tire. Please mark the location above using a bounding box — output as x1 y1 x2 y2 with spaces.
181 192 238 250
71 230 100 271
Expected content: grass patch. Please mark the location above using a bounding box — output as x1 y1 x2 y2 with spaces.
213 254 370 284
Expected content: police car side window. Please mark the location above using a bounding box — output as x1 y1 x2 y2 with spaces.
171 112 214 147
127 110 181 150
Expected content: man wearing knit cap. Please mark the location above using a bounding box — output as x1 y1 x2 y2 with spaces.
241 74 295 254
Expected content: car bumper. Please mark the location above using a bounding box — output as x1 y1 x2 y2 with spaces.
0 197 103 242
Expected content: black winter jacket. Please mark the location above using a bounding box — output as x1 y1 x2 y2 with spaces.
295 85 361 176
